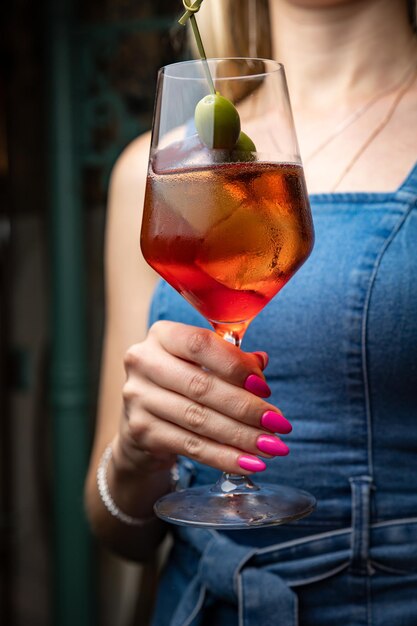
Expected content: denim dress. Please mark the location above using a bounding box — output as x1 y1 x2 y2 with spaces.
148 163 417 626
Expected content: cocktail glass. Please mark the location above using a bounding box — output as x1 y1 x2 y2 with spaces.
141 58 316 528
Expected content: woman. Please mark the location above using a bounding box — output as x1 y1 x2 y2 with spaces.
85 0 417 624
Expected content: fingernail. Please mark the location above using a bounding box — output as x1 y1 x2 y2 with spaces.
257 434 290 456
244 374 271 398
252 351 269 369
238 455 267 472
261 410 292 434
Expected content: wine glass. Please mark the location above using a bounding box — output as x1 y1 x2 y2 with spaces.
140 58 316 528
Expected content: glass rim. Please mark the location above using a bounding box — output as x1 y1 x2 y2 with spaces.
159 57 285 81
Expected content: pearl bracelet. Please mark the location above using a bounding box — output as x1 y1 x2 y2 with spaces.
97 445 156 526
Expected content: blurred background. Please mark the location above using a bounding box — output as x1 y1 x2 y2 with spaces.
0 0 189 624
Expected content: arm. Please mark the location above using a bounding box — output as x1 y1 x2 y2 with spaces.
85 133 170 562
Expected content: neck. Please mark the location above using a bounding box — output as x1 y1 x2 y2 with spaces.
270 0 416 112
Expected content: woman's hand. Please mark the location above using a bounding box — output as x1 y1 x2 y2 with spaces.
117 320 292 477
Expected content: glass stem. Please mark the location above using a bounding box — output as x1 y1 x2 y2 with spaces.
222 329 241 348
211 325 260 494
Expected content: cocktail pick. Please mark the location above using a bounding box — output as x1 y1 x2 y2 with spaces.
178 0 256 154
179 0 215 94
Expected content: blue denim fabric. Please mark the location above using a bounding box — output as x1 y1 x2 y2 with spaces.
148 162 417 625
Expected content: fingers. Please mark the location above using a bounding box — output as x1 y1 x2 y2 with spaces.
123 406 270 476
149 320 267 388
123 368 289 475
252 351 269 369
125 341 285 433
126 380 285 459
122 321 292 474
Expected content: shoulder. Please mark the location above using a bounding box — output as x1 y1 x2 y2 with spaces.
105 131 158 321
105 131 154 275
110 131 152 196
106 131 152 240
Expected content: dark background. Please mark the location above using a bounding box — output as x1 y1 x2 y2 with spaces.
0 1 189 624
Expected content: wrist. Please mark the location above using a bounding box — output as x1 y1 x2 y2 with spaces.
97 445 155 526
112 432 176 478
102 436 175 522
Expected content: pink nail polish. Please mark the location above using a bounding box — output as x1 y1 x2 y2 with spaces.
238 455 267 472
252 351 269 369
244 374 271 398
261 410 292 434
257 434 290 456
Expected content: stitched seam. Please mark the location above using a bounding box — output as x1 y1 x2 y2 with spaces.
350 480 359 569
361 481 371 568
373 516 417 528
372 561 417 575
350 478 374 573
396 191 417 206
237 573 244 626
357 482 364 568
181 584 207 626
290 562 350 587
255 526 351 555
361 204 413 478
233 548 258 595
362 484 369 567
256 511 417 556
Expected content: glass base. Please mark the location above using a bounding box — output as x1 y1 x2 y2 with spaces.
154 474 316 529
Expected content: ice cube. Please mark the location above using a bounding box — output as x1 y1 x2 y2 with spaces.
153 135 235 172
153 135 208 173
195 197 304 291
152 160 247 237
195 202 274 291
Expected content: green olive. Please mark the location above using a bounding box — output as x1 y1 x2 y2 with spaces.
234 131 257 153
194 93 241 150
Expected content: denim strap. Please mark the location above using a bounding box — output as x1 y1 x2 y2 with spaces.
170 529 298 626
166 512 417 625
349 475 375 575
397 159 417 201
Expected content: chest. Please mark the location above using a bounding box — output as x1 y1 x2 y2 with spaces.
297 90 417 194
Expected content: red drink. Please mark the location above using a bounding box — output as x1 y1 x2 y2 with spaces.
141 159 314 334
